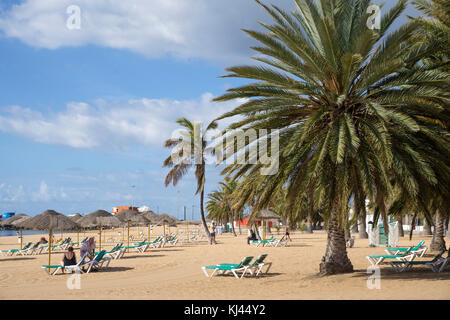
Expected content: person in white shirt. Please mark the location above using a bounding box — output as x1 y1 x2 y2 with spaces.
80 237 96 260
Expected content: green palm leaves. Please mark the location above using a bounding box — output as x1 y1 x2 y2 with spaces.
214 0 449 274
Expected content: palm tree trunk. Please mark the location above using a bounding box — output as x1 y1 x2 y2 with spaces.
358 215 368 239
319 203 354 275
306 215 314 233
231 216 237 237
430 210 446 252
423 218 432 236
199 189 211 241
238 213 242 235
398 216 404 237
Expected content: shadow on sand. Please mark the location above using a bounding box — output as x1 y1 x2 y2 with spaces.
350 268 450 281
0 257 36 262
121 254 166 259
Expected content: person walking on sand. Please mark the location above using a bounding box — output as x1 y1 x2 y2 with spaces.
285 226 292 242
210 222 217 244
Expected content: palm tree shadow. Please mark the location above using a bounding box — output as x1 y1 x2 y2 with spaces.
350 268 450 281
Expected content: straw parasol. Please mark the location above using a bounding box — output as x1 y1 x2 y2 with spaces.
139 213 156 244
77 210 123 250
155 213 178 227
95 215 124 251
254 209 280 244
68 213 83 223
1 214 29 226
115 210 150 251
16 210 80 269
77 210 114 228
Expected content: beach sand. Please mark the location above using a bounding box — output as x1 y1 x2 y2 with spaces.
0 227 449 300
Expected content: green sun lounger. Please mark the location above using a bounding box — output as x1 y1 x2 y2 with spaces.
121 240 149 253
385 240 427 257
95 243 124 260
72 237 88 246
202 256 254 279
250 236 275 247
241 254 272 277
389 249 448 272
366 248 414 266
79 250 111 273
41 253 88 275
1 242 32 256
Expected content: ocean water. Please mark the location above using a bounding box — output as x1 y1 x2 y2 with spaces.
0 229 52 237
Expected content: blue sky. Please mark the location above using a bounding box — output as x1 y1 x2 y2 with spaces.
0 0 420 217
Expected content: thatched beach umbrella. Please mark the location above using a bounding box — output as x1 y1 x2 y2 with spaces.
254 209 280 244
69 213 83 222
1 214 30 248
17 210 80 269
156 213 178 240
78 210 121 251
1 213 29 226
95 215 124 250
115 210 150 251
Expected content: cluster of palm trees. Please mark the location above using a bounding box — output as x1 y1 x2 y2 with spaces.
163 0 449 275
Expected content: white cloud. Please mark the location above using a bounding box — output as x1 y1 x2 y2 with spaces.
0 0 294 64
0 93 246 149
0 184 26 202
32 180 51 201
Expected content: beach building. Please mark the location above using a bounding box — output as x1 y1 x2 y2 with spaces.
112 206 138 214
0 212 15 221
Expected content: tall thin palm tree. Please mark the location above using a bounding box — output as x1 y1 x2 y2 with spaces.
206 180 239 236
214 0 449 274
163 118 218 242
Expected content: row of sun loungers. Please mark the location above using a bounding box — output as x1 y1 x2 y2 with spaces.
366 240 449 273
202 254 272 279
250 235 288 247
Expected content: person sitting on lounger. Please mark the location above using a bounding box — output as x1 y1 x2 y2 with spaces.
247 229 257 245
61 247 77 273
40 237 48 244
80 237 96 260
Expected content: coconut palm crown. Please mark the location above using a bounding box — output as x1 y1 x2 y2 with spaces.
163 117 219 240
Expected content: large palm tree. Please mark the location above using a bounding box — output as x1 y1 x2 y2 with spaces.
163 118 218 242
412 0 450 251
214 0 449 274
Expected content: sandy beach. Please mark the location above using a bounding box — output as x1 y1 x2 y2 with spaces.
0 227 448 300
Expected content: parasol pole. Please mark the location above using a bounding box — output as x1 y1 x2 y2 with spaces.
48 228 52 270
20 227 23 249
99 224 102 251
148 224 151 243
127 220 130 253
262 218 266 247
163 221 166 242
77 229 79 245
